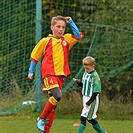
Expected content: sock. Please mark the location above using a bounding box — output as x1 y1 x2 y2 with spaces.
44 110 56 133
93 123 106 133
77 124 86 133
40 96 58 119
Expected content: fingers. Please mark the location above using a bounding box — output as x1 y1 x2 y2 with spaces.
85 104 89 108
65 17 72 22
28 74 33 80
73 78 80 83
73 78 76 81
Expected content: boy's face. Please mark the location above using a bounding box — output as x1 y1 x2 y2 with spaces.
51 20 66 37
83 61 95 73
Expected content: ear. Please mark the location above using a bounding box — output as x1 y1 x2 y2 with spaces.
50 25 53 30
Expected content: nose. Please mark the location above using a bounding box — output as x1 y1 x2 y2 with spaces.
60 27 63 31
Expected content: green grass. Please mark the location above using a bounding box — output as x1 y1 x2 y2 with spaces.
0 111 133 133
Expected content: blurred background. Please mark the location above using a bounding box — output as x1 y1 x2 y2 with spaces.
0 0 133 119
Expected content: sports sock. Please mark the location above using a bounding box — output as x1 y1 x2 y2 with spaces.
93 123 106 133
40 96 58 119
44 110 56 133
77 124 86 133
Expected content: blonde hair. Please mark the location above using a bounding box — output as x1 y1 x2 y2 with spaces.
51 15 67 26
82 56 95 66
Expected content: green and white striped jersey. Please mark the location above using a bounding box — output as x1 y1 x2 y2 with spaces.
82 70 101 96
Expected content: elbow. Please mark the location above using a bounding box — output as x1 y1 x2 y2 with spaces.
76 33 81 39
73 33 80 39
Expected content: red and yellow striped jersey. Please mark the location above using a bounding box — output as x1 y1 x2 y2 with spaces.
30 33 83 78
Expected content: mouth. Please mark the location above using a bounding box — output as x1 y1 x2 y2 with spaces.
57 32 63 37
58 32 62 35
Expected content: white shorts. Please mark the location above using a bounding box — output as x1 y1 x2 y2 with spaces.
81 95 99 119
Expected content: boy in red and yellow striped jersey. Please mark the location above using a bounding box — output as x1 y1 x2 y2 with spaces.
28 15 83 133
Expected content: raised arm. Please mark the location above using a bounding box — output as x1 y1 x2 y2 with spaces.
65 17 80 39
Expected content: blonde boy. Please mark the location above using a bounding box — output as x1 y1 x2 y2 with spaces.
73 56 107 133
28 15 83 132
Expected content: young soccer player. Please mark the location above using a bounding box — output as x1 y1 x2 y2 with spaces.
73 56 107 133
28 15 83 133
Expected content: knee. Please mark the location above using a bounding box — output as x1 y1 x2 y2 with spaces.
80 116 87 126
87 119 98 125
50 88 62 102
54 93 62 102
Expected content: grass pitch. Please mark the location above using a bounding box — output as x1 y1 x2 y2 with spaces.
0 111 133 133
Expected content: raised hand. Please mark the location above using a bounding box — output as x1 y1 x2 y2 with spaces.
65 17 72 23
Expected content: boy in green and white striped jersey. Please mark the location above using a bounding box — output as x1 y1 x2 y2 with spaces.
73 56 107 133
